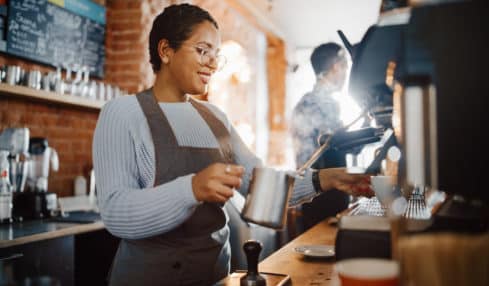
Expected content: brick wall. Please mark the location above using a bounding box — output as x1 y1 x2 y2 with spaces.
0 96 98 197
105 0 172 93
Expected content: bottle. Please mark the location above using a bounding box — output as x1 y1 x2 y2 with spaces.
0 150 13 223
74 175 87 196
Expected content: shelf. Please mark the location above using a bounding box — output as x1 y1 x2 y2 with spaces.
0 83 106 110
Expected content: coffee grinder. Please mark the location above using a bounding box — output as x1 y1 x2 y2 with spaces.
13 137 59 220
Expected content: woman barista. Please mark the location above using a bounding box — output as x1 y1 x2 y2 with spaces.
92 4 373 286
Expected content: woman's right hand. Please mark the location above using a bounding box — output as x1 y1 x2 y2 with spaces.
191 163 245 203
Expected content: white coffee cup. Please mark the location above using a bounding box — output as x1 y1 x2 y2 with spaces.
336 258 399 286
371 175 396 205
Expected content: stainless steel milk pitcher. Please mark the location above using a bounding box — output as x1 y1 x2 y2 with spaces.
241 167 296 229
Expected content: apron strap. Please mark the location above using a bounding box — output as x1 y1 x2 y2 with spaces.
136 89 179 186
189 98 235 164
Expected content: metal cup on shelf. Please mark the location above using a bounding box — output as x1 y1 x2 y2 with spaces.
87 81 97 100
41 72 54 92
6 65 22 85
26 70 42 90
78 66 91 98
53 66 65 95
71 65 86 97
63 64 75 95
96 82 105 101
0 65 7 83
105 84 113 101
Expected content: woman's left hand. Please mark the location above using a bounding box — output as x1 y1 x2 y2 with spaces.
318 168 374 197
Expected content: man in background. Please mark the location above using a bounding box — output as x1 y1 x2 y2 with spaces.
290 42 351 231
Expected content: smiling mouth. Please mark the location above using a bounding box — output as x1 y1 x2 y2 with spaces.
198 72 211 84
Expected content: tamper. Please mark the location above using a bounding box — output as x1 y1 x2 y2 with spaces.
240 240 266 286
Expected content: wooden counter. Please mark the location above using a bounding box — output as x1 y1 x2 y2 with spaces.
0 219 105 248
219 218 341 285
260 219 339 285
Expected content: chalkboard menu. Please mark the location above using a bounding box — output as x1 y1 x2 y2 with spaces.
5 0 106 77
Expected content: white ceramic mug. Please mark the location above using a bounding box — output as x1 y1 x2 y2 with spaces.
371 175 396 206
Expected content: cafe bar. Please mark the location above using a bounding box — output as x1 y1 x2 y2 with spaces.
1 0 487 285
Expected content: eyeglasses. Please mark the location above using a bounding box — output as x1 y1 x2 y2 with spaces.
191 45 227 71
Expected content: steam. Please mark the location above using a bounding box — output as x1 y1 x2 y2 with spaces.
290 90 363 167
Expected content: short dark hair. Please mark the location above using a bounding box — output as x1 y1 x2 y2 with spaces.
149 4 218 73
310 42 343 76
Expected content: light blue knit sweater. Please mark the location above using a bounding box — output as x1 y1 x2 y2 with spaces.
92 96 316 241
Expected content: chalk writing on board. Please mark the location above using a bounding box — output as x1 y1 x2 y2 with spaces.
6 0 105 77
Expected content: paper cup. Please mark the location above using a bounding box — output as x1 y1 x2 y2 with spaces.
336 258 399 286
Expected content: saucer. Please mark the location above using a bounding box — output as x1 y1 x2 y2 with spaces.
294 245 335 258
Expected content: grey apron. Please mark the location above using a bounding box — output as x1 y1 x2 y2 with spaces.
109 89 235 286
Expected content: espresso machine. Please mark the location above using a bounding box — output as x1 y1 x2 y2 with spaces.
334 1 489 260
0 129 60 220
13 137 59 220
